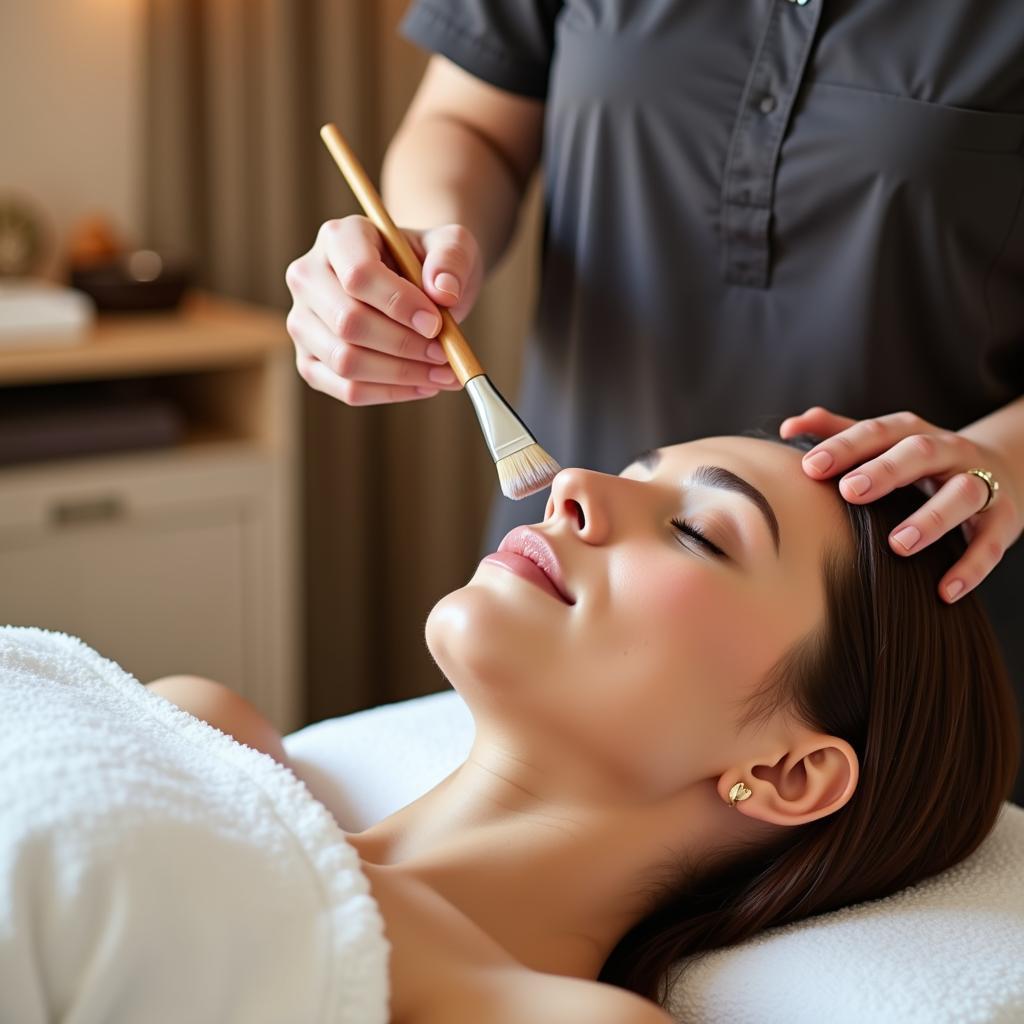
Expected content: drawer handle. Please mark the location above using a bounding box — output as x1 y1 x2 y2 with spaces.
50 495 127 526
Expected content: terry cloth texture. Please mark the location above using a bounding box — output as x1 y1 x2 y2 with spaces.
0 626 391 1024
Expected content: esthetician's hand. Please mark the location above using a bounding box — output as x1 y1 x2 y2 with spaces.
780 407 1023 603
285 216 484 405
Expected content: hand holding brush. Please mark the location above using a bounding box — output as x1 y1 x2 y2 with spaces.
319 123 560 500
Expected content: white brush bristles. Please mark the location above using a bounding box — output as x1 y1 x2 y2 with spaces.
496 443 562 500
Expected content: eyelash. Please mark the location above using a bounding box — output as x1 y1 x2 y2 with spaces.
670 517 727 558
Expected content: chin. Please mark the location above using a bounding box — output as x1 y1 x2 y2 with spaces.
425 580 534 695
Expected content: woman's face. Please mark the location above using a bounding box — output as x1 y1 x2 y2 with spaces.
425 436 852 801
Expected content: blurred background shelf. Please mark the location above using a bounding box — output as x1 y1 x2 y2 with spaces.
0 292 289 384
0 292 301 732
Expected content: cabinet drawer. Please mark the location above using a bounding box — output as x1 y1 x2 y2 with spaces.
0 444 274 698
0 443 268 535
0 507 250 688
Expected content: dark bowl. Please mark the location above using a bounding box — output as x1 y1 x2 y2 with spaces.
70 253 191 312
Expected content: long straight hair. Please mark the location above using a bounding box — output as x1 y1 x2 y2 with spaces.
598 432 1020 1004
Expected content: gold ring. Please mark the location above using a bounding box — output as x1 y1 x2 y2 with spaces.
965 468 999 513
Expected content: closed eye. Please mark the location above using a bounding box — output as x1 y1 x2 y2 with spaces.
671 517 727 558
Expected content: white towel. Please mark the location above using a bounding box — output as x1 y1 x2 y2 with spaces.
665 798 1024 1024
0 627 391 1024
283 688 476 834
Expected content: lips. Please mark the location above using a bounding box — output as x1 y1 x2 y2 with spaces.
483 526 575 605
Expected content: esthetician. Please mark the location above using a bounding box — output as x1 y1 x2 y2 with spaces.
283 1 1024 801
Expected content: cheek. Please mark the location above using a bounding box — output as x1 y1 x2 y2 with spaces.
626 560 737 698
652 573 753 677
607 553 753 683
576 555 780 790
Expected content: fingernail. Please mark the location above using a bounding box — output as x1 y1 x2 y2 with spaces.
804 451 833 473
843 473 872 496
945 579 964 602
434 272 460 300
891 525 920 552
426 341 448 363
412 310 440 337
416 386 439 397
428 365 457 385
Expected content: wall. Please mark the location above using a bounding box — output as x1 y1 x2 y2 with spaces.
0 0 144 277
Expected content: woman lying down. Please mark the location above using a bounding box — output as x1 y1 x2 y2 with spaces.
1 431 1019 1024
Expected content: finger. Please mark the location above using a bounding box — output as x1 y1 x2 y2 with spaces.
286 248 354 344
799 410 924 479
420 224 483 322
287 230 444 360
887 469 1000 560
295 351 443 406
835 429 966 503
935 514 1011 603
319 217 444 340
287 306 461 390
401 228 427 264
288 253 447 366
780 406 857 440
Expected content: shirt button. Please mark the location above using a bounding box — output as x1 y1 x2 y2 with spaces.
759 94 777 114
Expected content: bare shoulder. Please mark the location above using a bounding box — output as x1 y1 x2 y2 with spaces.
551 977 676 1024
144 675 291 768
418 967 675 1024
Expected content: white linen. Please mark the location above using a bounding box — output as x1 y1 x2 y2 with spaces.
0 627 390 1024
284 687 1024 1024
665 800 1024 1024
283 688 475 833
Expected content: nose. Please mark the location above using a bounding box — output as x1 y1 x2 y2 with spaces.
543 467 611 544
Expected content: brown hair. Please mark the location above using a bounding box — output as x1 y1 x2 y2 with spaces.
598 431 1020 1005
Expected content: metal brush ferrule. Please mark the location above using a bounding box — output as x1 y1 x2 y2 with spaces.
464 375 534 463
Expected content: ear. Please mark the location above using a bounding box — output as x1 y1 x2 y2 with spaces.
717 734 859 826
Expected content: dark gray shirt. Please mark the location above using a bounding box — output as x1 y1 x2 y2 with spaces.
401 0 1024 799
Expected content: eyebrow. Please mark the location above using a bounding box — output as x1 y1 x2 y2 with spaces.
628 448 781 557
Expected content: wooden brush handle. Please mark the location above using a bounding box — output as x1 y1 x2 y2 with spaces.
320 123 484 385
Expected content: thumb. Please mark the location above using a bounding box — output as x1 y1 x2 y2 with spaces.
419 223 484 323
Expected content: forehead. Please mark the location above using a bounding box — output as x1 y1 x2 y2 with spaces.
625 435 851 567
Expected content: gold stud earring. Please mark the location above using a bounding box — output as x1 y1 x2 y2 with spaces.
728 781 753 807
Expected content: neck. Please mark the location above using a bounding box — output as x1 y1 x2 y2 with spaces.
346 739 751 980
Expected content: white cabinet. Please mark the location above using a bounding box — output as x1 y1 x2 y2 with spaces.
0 295 300 732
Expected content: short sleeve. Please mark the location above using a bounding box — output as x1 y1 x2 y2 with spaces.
400 0 563 99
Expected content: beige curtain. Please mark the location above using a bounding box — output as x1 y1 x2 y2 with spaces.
142 0 541 721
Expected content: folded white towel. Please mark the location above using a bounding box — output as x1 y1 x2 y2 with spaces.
0 627 391 1024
